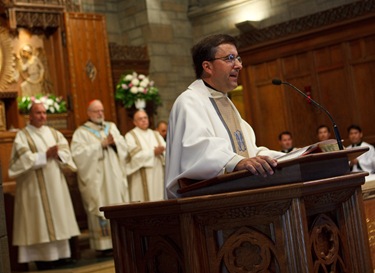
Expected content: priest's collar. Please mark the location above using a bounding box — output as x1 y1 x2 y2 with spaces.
202 80 227 98
28 124 46 131
86 120 105 129
281 147 295 153
352 141 362 147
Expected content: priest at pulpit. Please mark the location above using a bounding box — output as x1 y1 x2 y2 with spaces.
165 34 283 199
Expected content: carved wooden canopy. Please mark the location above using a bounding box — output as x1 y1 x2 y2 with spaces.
0 0 80 31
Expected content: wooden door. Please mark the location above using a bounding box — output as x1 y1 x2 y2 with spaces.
64 12 116 127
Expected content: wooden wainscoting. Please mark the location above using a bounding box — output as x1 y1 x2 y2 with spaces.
239 11 375 150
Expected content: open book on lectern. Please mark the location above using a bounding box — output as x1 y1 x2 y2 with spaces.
177 140 369 197
274 139 340 163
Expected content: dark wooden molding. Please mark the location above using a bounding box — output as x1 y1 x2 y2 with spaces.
109 42 149 62
0 91 17 99
237 0 375 48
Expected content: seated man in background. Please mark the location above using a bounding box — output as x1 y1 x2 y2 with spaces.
316 125 331 142
278 131 298 153
155 120 168 141
9 103 80 270
125 110 166 202
346 124 375 173
165 34 283 199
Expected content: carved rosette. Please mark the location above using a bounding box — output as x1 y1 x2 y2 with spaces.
85 60 97 81
309 214 348 273
217 226 278 273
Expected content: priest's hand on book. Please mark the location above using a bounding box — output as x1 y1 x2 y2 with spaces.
234 156 277 177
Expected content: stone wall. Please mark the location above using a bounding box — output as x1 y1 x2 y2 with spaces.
79 0 358 122
80 0 193 123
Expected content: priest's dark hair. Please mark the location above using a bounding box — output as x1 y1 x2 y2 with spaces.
191 34 238 79
347 124 362 133
316 124 331 133
278 131 293 141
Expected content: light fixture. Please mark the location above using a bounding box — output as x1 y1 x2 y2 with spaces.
235 20 260 33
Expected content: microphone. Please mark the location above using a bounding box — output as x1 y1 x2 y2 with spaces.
272 79 344 150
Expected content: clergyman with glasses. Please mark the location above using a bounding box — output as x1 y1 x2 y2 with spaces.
165 34 283 199
70 99 129 254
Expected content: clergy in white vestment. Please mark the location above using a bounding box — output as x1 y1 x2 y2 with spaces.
8 103 80 267
71 100 129 251
346 124 375 173
125 110 166 202
165 34 284 199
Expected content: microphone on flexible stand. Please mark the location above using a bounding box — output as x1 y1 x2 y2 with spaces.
272 79 344 150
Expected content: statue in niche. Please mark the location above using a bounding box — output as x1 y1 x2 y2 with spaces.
16 44 46 96
35 46 54 94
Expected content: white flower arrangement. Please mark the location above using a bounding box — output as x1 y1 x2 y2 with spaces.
115 71 161 109
18 94 67 114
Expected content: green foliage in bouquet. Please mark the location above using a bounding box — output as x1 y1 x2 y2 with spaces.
115 71 162 109
18 94 67 114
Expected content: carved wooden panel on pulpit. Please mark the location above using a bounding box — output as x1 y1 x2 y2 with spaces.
64 12 116 127
115 213 184 273
194 200 291 272
102 172 373 273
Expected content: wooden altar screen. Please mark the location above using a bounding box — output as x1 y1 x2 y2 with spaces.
101 150 373 273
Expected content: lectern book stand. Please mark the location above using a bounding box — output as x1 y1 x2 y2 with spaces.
101 147 373 273
177 146 367 197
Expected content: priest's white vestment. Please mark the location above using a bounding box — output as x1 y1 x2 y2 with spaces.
9 125 80 263
125 127 166 202
346 141 375 173
165 79 283 199
71 121 129 250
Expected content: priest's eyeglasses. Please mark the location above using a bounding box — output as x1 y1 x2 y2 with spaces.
208 54 242 64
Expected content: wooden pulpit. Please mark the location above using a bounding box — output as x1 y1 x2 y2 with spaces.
101 148 373 273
